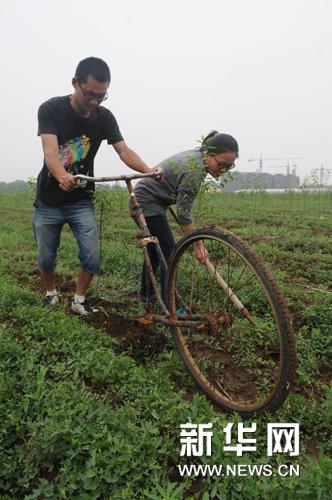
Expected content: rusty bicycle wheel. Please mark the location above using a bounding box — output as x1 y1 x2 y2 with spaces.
167 228 296 416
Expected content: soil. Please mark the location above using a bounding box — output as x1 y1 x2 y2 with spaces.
11 269 168 365
10 268 331 410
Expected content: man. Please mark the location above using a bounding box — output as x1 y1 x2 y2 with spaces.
34 56 156 316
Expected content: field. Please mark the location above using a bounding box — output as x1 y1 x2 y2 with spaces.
0 188 331 499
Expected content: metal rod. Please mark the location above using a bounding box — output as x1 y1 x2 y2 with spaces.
143 248 170 316
168 206 257 327
168 206 181 225
153 314 210 328
204 259 257 327
74 172 160 183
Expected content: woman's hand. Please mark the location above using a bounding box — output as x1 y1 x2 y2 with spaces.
194 240 209 263
152 166 164 181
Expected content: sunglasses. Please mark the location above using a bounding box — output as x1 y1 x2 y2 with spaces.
214 157 236 171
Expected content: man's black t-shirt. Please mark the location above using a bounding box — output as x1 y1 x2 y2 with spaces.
36 96 123 205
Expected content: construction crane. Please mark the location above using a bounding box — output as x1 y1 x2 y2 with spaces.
248 155 278 174
248 155 303 174
267 161 302 176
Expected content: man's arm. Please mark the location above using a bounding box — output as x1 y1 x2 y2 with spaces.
40 134 80 191
113 141 153 174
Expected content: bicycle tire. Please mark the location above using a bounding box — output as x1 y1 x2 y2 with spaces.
167 227 296 416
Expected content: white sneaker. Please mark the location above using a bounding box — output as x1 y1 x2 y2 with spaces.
71 299 91 316
44 294 59 307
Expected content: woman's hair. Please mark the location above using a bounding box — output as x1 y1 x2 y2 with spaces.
75 57 111 84
200 130 239 155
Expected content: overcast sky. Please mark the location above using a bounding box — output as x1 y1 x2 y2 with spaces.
1 0 331 183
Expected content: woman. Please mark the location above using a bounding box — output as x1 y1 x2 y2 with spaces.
133 131 239 304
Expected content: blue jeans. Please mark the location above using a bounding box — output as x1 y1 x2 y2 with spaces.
33 199 101 275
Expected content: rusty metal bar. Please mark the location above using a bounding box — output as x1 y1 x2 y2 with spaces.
74 172 160 183
143 247 170 316
153 314 210 328
74 173 178 320
168 207 258 327
204 259 258 327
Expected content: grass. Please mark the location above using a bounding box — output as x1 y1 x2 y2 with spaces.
0 188 331 498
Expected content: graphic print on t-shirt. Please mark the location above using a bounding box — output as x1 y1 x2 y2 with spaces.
58 135 91 173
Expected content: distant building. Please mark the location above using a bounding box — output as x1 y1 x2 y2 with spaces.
220 171 300 192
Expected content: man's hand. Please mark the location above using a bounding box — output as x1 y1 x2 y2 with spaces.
59 173 81 191
194 240 209 264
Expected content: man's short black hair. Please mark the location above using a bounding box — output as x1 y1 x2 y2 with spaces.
75 57 111 84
